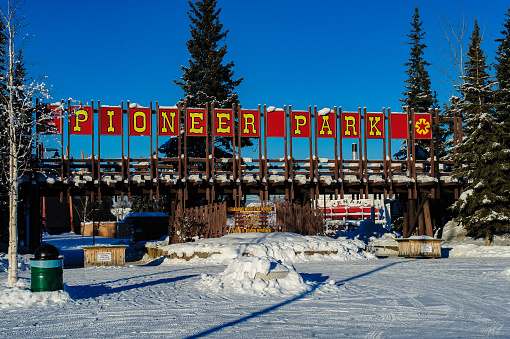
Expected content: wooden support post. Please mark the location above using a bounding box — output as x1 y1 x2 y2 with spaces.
402 195 409 239
97 101 102 202
334 106 339 199
424 198 433 237
418 208 426 236
237 103 242 207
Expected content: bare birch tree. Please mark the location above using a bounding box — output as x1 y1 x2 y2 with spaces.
0 0 58 286
434 8 470 95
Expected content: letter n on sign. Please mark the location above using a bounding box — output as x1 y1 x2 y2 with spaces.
70 106 93 135
214 109 233 137
158 107 179 136
187 109 206 136
390 113 408 139
100 106 122 135
241 109 260 137
366 113 384 139
130 108 151 136
266 110 285 137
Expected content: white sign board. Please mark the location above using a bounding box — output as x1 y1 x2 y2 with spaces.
420 244 433 253
97 252 112 262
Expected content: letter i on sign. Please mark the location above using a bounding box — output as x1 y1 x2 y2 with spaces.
100 106 122 135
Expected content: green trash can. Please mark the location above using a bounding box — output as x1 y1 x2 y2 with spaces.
30 244 64 292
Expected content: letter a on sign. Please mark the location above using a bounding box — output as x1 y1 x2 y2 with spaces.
366 113 384 139
100 106 122 135
292 111 310 138
390 113 409 139
214 109 234 137
187 109 207 136
266 110 285 137
241 109 260 137
130 108 151 136
158 107 179 136
414 113 432 139
317 112 336 138
70 106 92 135
342 112 360 138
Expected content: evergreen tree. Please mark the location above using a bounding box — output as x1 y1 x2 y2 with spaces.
397 6 437 160
160 0 251 161
494 8 510 129
451 20 510 245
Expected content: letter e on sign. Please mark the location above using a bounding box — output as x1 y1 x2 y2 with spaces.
100 106 122 135
214 109 233 137
187 109 207 136
241 109 260 137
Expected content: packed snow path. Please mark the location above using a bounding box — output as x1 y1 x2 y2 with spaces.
1 257 509 338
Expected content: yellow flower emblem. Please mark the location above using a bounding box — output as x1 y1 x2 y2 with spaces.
415 118 430 135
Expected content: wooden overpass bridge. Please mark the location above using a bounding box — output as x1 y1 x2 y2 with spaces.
21 101 464 251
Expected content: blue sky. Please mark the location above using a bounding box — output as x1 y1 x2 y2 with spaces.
20 0 510 160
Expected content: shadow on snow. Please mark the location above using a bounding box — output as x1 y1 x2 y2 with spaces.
185 260 406 338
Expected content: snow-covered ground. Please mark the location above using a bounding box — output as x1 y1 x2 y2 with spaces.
0 231 509 338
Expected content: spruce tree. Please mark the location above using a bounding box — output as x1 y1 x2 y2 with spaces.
160 0 251 161
397 6 437 160
451 20 510 245
495 8 510 130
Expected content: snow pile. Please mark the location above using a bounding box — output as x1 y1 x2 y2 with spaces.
0 253 31 272
445 244 510 258
0 278 70 309
200 256 311 296
154 233 374 264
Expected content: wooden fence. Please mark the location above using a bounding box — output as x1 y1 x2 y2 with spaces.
170 201 227 243
275 202 324 236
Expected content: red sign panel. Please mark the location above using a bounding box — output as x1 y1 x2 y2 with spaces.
266 110 285 137
241 109 260 137
341 112 360 138
291 111 310 138
390 113 409 139
214 109 234 137
129 107 151 136
100 106 122 135
39 105 63 135
317 112 336 138
414 113 432 139
158 107 179 136
70 106 93 135
366 113 384 139
187 109 207 136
